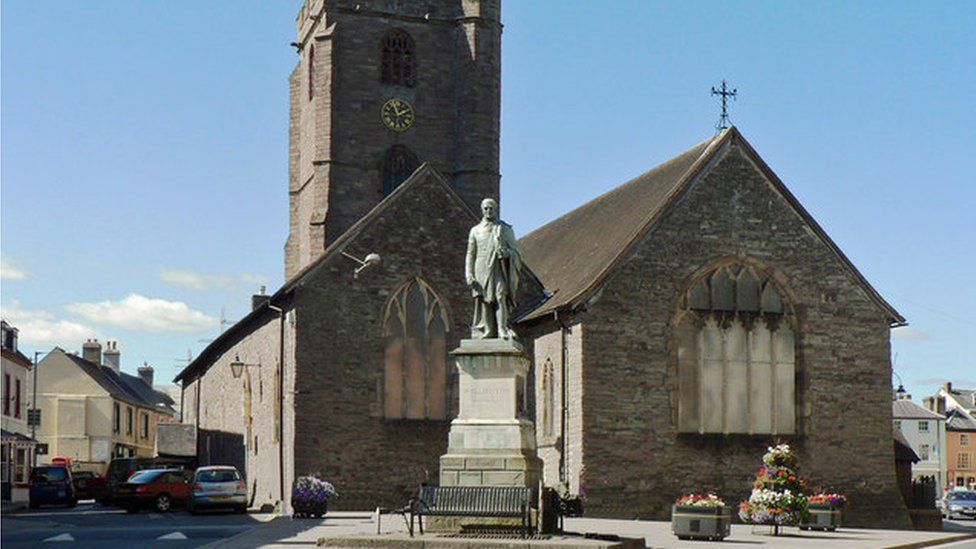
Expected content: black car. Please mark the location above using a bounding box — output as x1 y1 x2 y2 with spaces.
29 466 76 509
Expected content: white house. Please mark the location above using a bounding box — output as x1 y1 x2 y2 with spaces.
893 397 947 493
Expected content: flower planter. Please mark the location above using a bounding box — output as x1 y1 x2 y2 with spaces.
293 498 328 519
671 505 732 541
800 503 842 531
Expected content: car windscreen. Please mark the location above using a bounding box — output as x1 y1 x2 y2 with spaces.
127 470 166 484
34 467 68 482
196 470 241 483
948 492 976 501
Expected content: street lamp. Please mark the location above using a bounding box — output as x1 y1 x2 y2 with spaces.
30 350 53 467
340 251 381 278
229 355 260 379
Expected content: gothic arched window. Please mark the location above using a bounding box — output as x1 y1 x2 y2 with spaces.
675 263 796 435
307 43 315 101
380 29 416 87
383 278 450 420
382 145 419 195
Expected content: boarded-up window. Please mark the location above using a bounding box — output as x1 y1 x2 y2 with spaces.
541 358 556 438
383 278 450 420
380 29 416 87
676 264 796 434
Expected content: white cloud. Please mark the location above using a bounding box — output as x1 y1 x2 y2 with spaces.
66 294 218 333
892 327 931 341
0 254 27 280
159 269 268 291
1 301 100 346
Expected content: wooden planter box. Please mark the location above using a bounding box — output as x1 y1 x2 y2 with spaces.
293 498 328 518
671 505 732 541
799 503 842 531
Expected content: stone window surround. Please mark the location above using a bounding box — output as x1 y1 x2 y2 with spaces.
674 257 799 436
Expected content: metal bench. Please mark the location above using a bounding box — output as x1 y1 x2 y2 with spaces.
408 485 534 538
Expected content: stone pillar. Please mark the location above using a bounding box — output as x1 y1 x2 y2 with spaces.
439 339 542 488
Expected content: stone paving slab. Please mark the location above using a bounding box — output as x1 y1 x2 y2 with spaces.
317 533 643 548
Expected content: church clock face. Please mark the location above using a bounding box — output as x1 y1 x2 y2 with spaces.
381 98 415 132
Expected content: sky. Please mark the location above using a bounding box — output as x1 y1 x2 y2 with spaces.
2 1 974 400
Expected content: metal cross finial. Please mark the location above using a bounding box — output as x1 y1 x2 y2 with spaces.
711 79 737 130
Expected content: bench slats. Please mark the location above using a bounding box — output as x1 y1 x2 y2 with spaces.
418 486 530 517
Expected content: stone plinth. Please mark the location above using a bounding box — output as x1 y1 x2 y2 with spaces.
439 339 542 489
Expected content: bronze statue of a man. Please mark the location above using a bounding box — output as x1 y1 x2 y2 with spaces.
465 198 521 339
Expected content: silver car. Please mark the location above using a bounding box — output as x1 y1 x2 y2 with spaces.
187 466 247 514
942 490 976 520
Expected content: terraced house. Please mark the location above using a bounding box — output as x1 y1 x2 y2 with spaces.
34 340 176 473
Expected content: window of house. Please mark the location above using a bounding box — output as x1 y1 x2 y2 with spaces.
14 379 21 419
140 413 149 439
962 434 971 446
383 278 449 420
1 446 8 483
14 448 27 483
3 374 9 416
957 476 965 487
307 43 315 100
380 29 415 87
113 403 120 433
919 444 930 461
127 406 134 435
894 420 902 430
676 263 796 434
960 453 973 469
918 421 929 432
381 145 419 195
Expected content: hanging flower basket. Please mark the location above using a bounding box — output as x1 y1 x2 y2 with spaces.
292 475 338 519
800 493 846 531
672 493 732 541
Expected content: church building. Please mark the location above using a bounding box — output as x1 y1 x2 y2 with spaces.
175 0 910 528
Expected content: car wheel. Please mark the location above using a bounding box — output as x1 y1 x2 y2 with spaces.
155 494 172 513
29 500 38 510
187 502 197 515
67 499 77 508
126 506 140 514
235 505 247 514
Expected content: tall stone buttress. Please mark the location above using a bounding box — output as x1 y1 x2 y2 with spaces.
285 0 502 279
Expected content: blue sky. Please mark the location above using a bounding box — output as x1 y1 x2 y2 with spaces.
2 1 973 399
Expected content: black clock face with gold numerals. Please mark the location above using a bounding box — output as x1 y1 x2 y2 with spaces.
381 98 415 132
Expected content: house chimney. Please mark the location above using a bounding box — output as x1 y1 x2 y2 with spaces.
103 340 121 374
946 382 953 393
137 362 154 387
924 396 935 411
937 396 947 415
82 339 102 365
251 285 270 311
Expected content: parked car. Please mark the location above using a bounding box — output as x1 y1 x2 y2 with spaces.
187 466 247 514
115 469 193 513
942 491 976 520
29 466 76 509
72 470 105 500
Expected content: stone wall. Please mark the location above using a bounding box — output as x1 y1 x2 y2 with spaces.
291 173 478 510
562 143 909 528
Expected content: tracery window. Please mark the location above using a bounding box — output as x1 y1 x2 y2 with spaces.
676 263 796 435
381 29 416 87
382 145 419 195
541 358 556 438
383 278 449 420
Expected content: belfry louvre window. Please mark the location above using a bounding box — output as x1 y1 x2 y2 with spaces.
676 263 796 434
382 145 419 195
383 278 449 420
380 29 415 87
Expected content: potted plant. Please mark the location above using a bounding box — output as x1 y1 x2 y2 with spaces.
738 444 809 535
291 475 338 518
801 492 846 531
672 493 732 541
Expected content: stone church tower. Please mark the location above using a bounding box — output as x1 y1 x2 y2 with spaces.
285 0 502 278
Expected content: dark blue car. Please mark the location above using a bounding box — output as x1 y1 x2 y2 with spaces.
29 466 77 508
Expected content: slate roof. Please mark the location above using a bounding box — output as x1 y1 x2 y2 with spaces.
58 349 176 415
893 399 945 420
947 388 976 412
947 410 976 431
1 429 37 443
517 127 905 326
894 426 920 463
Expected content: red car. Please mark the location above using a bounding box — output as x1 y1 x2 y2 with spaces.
115 469 193 513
